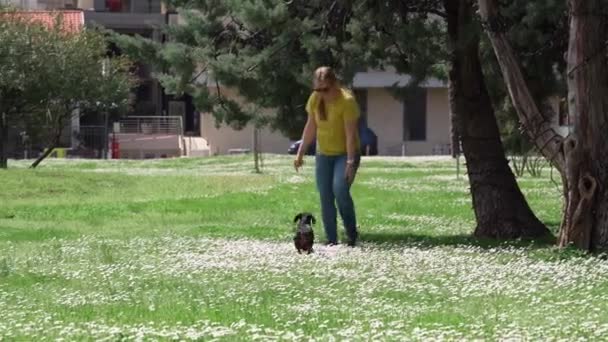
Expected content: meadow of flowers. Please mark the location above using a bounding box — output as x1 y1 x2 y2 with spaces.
1 155 606 341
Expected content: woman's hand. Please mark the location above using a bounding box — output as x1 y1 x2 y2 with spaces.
294 155 304 172
295 114 316 172
345 162 356 184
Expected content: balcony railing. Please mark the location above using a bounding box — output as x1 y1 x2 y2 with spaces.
117 116 183 135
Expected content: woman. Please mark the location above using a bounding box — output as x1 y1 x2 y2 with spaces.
294 66 361 247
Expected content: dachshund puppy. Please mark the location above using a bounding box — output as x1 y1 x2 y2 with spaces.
293 212 316 254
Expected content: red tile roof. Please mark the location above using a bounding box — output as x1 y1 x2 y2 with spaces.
3 10 84 33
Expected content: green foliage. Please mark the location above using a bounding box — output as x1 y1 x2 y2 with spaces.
113 0 566 143
114 1 447 139
0 13 137 167
0 17 49 121
29 28 135 147
0 15 52 168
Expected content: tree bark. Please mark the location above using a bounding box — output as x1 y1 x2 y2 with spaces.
478 0 608 250
30 141 57 169
253 127 260 173
30 121 64 169
445 0 549 239
558 0 608 250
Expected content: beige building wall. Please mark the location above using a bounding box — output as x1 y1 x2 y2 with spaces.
199 85 452 156
405 88 451 155
365 87 451 156
200 87 291 155
366 88 404 155
200 114 291 155
77 0 93 9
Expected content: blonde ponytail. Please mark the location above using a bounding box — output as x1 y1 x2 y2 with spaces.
314 66 337 121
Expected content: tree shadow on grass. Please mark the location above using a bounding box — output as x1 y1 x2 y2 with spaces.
358 231 601 262
0 226 78 242
360 230 557 250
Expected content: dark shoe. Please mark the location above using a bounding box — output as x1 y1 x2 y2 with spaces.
346 229 358 247
324 240 338 246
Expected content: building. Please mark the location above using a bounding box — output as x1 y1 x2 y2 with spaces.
352 70 451 156
2 0 197 158
80 0 168 119
199 69 452 156
200 69 575 157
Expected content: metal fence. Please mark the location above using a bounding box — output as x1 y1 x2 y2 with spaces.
68 117 186 159
73 125 106 159
117 116 183 135
432 143 452 155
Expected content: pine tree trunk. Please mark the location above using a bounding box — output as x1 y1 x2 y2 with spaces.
253 127 260 173
0 115 7 169
445 0 549 239
557 0 608 250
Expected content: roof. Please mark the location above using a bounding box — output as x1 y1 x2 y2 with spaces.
2 10 84 33
352 71 447 89
198 70 448 89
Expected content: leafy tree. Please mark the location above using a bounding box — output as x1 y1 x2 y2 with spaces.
1 13 136 168
28 26 135 168
0 17 48 168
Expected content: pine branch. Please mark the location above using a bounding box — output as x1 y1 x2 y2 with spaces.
245 0 337 72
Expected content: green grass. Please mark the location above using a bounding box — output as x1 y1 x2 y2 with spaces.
1 155 607 340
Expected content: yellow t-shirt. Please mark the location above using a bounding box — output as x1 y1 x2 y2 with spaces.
305 88 361 156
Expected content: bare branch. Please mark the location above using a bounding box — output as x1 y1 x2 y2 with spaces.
188 63 208 84
478 0 566 173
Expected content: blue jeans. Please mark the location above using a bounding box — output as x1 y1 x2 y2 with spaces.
315 154 360 243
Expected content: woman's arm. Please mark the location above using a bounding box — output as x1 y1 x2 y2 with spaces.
294 115 316 171
344 119 358 163
343 96 360 184
299 115 316 156
344 119 358 184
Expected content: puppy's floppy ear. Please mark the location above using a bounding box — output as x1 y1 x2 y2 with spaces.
311 215 316 225
293 213 302 223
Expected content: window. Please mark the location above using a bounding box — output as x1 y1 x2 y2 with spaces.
403 87 427 141
105 0 124 12
132 0 161 13
136 81 153 102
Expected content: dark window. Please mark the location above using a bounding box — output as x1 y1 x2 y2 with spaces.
132 0 161 13
136 81 153 102
100 0 160 13
403 87 427 141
